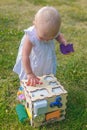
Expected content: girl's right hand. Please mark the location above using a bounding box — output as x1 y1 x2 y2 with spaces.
26 73 43 86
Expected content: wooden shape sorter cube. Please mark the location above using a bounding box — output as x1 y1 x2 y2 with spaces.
19 74 68 127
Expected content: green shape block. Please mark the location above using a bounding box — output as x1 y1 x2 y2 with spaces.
16 104 28 122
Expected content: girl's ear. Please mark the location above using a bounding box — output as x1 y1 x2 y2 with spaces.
33 20 36 25
33 21 35 25
33 20 37 28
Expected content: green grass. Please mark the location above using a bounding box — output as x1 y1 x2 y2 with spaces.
0 0 87 130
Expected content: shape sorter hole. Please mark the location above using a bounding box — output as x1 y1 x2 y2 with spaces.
49 82 58 86
44 76 53 81
32 89 48 97
52 87 63 94
40 94 44 96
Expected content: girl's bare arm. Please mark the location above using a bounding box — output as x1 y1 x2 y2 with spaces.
22 34 33 75
56 33 67 45
22 34 42 86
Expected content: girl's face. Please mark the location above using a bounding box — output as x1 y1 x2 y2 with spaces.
34 20 59 41
36 26 58 41
37 32 55 41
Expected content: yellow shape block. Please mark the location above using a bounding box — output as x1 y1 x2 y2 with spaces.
26 107 32 119
17 91 23 95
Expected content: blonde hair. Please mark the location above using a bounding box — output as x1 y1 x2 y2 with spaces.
35 6 61 37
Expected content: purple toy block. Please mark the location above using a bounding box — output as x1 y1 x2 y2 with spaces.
60 43 74 54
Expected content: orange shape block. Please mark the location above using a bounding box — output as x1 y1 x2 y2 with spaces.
46 110 61 121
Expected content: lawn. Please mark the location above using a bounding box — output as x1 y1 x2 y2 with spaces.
0 0 87 130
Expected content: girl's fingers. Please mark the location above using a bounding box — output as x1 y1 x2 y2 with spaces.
36 79 43 84
27 77 43 86
26 80 30 86
36 77 40 80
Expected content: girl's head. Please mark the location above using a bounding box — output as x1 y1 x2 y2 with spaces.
34 6 61 41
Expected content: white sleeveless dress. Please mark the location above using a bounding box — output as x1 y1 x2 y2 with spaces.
13 26 57 80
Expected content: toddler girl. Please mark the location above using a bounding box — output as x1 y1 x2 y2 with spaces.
13 6 67 86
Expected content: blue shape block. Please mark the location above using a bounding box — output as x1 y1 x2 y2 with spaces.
50 96 62 108
56 96 61 102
